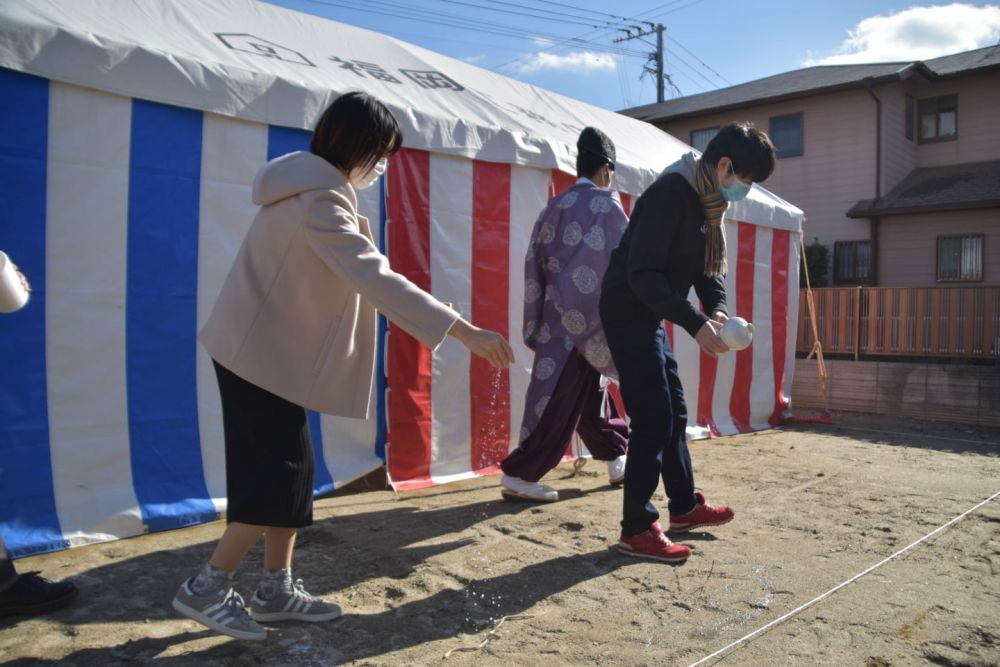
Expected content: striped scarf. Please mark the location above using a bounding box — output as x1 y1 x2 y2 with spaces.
694 158 729 277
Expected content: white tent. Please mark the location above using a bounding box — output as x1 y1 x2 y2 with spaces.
0 0 803 557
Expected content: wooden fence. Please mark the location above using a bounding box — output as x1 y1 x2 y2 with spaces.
797 286 1000 359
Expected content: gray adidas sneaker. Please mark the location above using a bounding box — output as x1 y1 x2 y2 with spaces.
172 576 266 641
250 569 342 623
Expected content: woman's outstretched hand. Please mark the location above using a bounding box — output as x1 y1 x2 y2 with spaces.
448 318 515 369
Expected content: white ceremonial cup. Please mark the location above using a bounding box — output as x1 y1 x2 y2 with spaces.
0 251 30 313
720 316 754 351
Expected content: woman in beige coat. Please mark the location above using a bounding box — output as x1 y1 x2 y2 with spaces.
172 92 513 641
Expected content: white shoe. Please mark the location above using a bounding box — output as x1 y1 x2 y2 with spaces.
500 474 558 502
607 455 627 486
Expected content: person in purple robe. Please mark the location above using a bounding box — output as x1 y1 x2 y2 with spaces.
500 127 630 502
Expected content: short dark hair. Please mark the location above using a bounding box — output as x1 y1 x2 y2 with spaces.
702 122 776 183
576 152 611 179
310 91 403 174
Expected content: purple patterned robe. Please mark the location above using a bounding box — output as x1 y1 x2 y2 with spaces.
519 180 629 443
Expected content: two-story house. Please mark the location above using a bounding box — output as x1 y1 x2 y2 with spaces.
621 45 1000 288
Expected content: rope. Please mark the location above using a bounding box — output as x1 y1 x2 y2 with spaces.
808 423 997 447
687 488 1000 667
798 232 830 415
443 613 538 659
570 432 588 477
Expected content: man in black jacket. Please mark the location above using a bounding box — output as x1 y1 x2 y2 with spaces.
599 123 776 562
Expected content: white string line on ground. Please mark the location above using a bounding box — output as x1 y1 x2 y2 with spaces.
687 488 1000 667
796 422 997 447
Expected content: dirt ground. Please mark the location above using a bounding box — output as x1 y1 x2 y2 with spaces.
1 412 998 667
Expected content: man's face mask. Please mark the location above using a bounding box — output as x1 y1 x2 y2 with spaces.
352 157 388 190
720 163 751 202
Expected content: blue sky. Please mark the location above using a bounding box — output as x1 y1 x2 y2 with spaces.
262 1 1000 110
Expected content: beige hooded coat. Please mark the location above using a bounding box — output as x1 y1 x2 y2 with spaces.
200 151 459 419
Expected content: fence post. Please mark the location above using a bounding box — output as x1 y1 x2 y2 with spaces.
854 286 862 360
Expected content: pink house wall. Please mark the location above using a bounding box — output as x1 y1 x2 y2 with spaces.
880 82 918 194
658 89 879 263
878 208 1000 286
655 69 999 288
913 71 1000 168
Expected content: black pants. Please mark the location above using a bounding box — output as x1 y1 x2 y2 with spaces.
214 361 315 528
501 349 629 482
0 534 17 592
600 298 698 536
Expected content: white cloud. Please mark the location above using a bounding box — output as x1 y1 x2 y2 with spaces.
511 50 616 75
804 3 1000 66
462 54 485 64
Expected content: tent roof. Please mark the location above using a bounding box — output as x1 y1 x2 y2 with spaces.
0 0 802 230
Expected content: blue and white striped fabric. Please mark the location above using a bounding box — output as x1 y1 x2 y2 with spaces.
0 69 386 558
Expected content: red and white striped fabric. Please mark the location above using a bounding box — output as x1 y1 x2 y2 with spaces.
384 149 800 490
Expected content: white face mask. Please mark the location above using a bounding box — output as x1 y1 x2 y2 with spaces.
351 157 388 190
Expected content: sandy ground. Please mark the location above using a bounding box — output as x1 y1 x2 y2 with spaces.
1 412 999 667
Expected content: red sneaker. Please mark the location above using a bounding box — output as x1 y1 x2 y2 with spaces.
669 491 734 532
616 527 691 563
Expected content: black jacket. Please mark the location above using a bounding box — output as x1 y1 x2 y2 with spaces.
602 172 727 337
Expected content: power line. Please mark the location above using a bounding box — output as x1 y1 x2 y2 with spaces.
613 42 633 107
491 0 717 92
301 0 728 107
491 22 633 71
529 0 637 23
664 60 711 94
614 23 667 102
371 28 568 57
665 33 732 85
387 0 648 56
664 45 724 90
436 0 610 30
437 0 625 29
631 0 697 19
482 0 690 72
491 26 644 71
300 0 646 58
636 0 707 19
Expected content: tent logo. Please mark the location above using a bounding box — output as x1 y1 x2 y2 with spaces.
329 56 466 93
216 33 315 67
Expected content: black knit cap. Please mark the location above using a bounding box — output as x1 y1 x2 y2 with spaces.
577 126 616 166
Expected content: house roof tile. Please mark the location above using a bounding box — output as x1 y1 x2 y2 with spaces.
621 45 1000 123
847 160 1000 218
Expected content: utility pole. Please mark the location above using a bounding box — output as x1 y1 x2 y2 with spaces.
614 22 666 102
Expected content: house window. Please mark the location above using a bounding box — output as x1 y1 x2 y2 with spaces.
690 126 719 152
905 95 914 141
834 240 871 284
918 94 957 143
769 113 803 158
937 234 983 282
